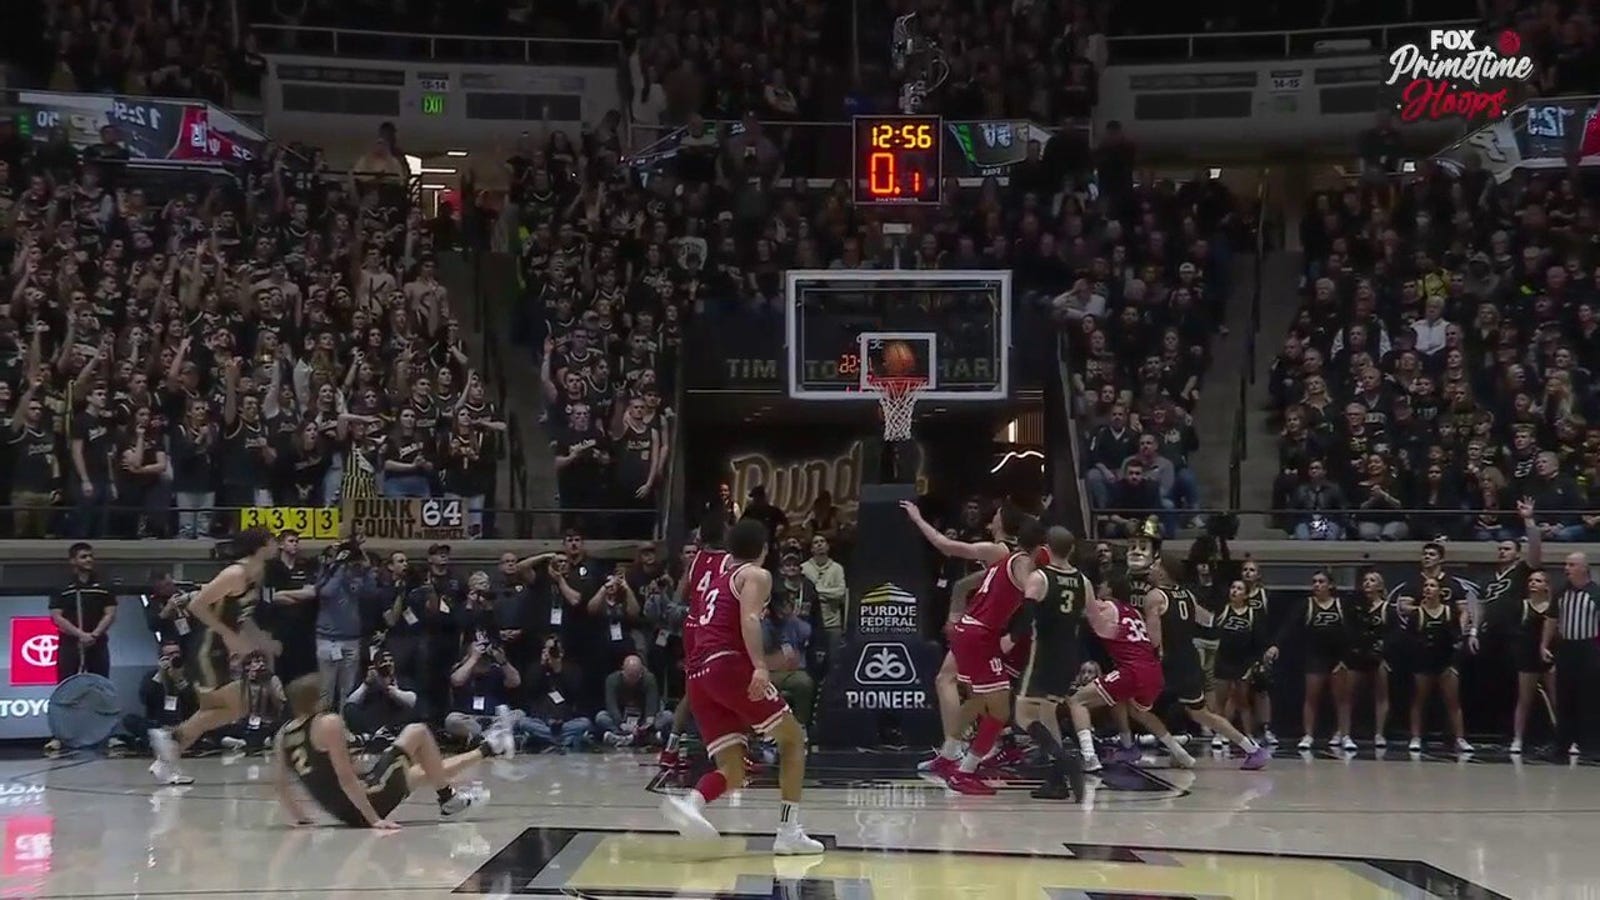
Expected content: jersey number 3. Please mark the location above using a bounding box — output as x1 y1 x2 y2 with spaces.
698 588 720 626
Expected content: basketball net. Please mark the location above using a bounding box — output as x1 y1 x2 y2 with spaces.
868 376 926 442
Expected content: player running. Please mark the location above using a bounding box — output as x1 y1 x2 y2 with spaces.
1012 527 1092 801
1066 581 1174 772
1146 558 1270 769
659 516 729 771
659 519 823 855
273 675 513 828
902 499 1044 795
149 526 282 784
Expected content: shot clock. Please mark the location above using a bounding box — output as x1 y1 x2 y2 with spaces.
852 115 943 205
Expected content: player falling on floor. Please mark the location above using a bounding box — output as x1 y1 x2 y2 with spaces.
902 498 1044 795
149 526 282 785
659 515 729 771
273 675 514 828
1012 526 1094 801
1145 557 1271 770
659 518 823 855
1066 580 1168 772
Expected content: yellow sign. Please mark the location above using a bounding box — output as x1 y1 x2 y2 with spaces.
471 827 1479 899
239 506 341 539
344 497 466 541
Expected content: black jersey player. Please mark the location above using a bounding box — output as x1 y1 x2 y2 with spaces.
1011 527 1093 801
1145 558 1269 769
149 526 283 785
274 675 514 828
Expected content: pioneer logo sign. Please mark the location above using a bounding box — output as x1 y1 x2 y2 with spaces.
9 617 58 686
855 583 919 636
1384 28 1534 124
845 642 928 710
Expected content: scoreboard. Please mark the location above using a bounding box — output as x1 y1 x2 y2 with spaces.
852 115 943 205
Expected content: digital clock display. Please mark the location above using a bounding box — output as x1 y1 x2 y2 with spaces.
852 115 942 206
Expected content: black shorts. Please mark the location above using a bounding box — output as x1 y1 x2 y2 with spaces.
1345 651 1386 674
1161 647 1207 707
1213 653 1254 683
1413 648 1457 677
318 745 413 827
1304 652 1347 676
1017 641 1079 701
185 639 237 693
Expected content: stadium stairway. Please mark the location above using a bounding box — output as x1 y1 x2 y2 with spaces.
1234 249 1305 537
471 250 560 533
1182 251 1261 523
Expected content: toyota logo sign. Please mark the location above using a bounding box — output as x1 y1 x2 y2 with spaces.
9 617 60 686
18 636 55 669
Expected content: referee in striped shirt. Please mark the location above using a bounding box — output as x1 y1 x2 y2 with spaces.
1546 552 1600 757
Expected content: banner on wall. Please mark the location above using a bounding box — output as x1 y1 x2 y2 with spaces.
720 437 928 530
0 595 157 741
15 91 266 165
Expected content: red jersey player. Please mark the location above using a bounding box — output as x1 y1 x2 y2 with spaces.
659 519 823 855
1066 581 1176 772
659 517 730 771
902 499 1046 795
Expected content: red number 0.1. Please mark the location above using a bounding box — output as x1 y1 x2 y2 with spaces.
868 152 896 196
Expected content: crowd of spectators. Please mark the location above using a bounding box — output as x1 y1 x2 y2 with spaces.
1269 158 1600 541
9 0 269 105
0 115 502 540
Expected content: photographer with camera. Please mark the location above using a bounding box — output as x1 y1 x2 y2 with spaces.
313 541 377 712
587 563 642 681
344 648 421 740
596 654 670 748
641 561 686 696
218 653 286 754
115 640 198 757
522 635 592 752
456 571 499 653
144 571 197 652
444 630 522 748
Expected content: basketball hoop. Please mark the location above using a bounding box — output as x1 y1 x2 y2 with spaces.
867 375 927 442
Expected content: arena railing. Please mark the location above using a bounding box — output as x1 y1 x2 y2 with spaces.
250 24 624 67
1104 18 1476 62
1096 506 1600 552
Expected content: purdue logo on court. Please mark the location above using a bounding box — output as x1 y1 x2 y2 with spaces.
856 583 919 635
854 643 916 686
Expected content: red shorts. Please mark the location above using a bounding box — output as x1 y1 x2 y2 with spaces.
946 620 1009 694
1003 635 1030 678
686 652 791 757
1093 663 1164 712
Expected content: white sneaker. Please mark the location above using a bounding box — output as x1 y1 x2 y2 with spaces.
1374 735 1387 748
1570 743 1582 756
148 728 179 764
483 724 516 758
1455 738 1475 753
220 736 247 751
440 788 479 817
1211 735 1225 750
1165 742 1196 769
1296 735 1313 751
1263 729 1279 746
1341 735 1358 751
1082 754 1103 773
603 732 627 747
773 825 825 855
149 760 194 786
660 794 719 840
1408 737 1422 752
1509 738 1523 754
1327 733 1342 747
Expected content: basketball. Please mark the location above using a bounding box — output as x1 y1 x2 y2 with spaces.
883 341 917 376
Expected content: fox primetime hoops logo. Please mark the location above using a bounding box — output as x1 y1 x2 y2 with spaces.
1384 28 1535 124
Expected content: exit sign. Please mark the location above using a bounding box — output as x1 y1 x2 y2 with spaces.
421 93 445 115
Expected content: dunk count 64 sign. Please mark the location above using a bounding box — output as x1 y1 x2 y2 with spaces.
345 498 466 541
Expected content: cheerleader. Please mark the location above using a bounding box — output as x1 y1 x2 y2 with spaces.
1347 570 1402 747
1240 560 1277 745
1404 576 1473 753
1264 569 1353 751
1212 579 1267 741
1508 570 1557 754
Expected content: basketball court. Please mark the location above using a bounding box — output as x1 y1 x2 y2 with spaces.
1 745 1590 897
